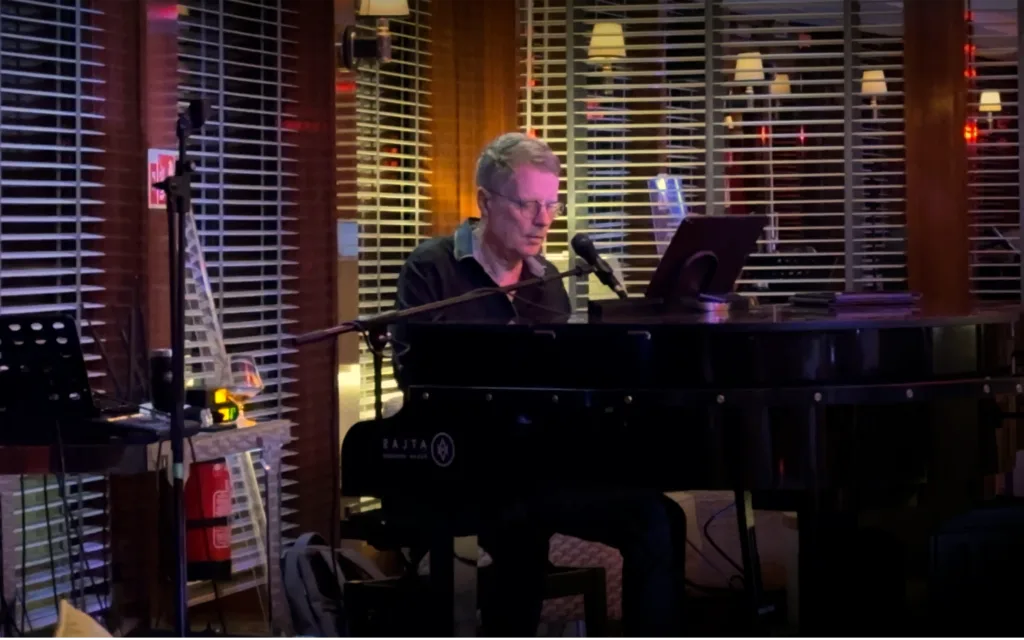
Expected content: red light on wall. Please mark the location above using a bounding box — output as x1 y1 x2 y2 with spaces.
148 3 179 20
336 80 356 94
799 125 806 145
282 120 325 133
759 125 768 144
964 122 979 143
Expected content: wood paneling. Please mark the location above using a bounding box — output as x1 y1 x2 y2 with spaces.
903 0 970 312
430 0 519 235
97 0 172 624
292 0 343 540
142 0 180 350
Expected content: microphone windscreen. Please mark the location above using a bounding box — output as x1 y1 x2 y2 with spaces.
570 233 598 263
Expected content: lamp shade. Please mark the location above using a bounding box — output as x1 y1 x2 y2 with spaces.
979 91 1002 113
587 22 626 62
734 52 764 83
770 73 791 95
356 0 410 16
861 69 887 95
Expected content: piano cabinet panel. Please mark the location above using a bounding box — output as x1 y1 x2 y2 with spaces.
341 392 1008 509
399 320 1015 391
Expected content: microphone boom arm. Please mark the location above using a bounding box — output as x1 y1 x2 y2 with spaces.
292 260 592 422
292 261 593 347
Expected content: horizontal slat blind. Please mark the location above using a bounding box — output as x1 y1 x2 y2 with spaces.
967 0 1020 300
0 0 110 630
339 0 432 419
177 0 298 598
521 0 910 306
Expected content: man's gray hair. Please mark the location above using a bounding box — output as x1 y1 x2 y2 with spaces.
475 132 561 195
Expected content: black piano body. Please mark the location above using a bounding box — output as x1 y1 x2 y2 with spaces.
344 304 1018 500
341 302 1023 633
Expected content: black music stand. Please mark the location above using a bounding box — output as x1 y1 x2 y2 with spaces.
588 215 768 321
0 313 100 443
646 214 768 300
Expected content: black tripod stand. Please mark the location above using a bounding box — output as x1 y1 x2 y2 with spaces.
152 99 209 637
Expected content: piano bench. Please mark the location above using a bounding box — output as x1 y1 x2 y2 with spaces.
343 564 609 636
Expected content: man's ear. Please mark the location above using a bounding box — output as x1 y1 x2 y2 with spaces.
476 187 489 219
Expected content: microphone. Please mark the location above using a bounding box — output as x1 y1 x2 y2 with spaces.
571 233 628 300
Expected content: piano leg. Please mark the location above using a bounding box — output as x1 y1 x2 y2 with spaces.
795 402 858 636
429 531 456 636
724 405 770 633
453 536 480 636
733 489 766 633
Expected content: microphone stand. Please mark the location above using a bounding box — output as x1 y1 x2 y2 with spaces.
293 262 593 421
152 102 205 637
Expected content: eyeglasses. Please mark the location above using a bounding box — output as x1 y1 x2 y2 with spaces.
487 190 565 218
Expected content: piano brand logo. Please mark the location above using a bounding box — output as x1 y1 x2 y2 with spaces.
381 432 455 467
382 437 429 461
430 432 455 468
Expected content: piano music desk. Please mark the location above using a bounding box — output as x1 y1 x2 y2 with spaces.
0 419 291 635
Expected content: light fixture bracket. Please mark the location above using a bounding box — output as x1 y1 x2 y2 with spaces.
338 18 394 70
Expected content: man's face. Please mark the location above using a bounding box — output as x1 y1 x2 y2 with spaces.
480 165 561 260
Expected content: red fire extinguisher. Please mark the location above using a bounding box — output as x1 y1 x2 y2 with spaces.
185 457 233 581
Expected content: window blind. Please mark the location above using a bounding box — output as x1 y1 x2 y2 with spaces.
338 0 432 419
177 0 298 603
521 0 910 306
966 0 1020 300
0 0 110 630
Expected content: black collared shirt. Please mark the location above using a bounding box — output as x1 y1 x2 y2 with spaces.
391 218 571 384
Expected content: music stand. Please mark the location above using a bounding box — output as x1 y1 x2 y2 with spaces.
646 214 768 300
587 215 768 321
0 313 99 443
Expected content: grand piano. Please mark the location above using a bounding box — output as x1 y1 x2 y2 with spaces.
341 297 1024 635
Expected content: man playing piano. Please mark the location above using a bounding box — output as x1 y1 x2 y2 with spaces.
393 132 686 636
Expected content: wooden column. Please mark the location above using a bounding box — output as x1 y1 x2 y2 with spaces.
141 0 180 349
430 0 519 236
292 0 342 540
95 0 178 625
903 0 970 312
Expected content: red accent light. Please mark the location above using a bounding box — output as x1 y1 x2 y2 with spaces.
799 125 806 145
148 3 179 21
336 80 356 94
759 125 768 144
964 122 979 143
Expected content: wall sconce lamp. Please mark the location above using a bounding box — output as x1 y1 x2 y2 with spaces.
979 90 1002 127
769 73 791 96
734 51 764 109
861 69 887 119
338 0 410 70
587 23 625 96
587 22 626 71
